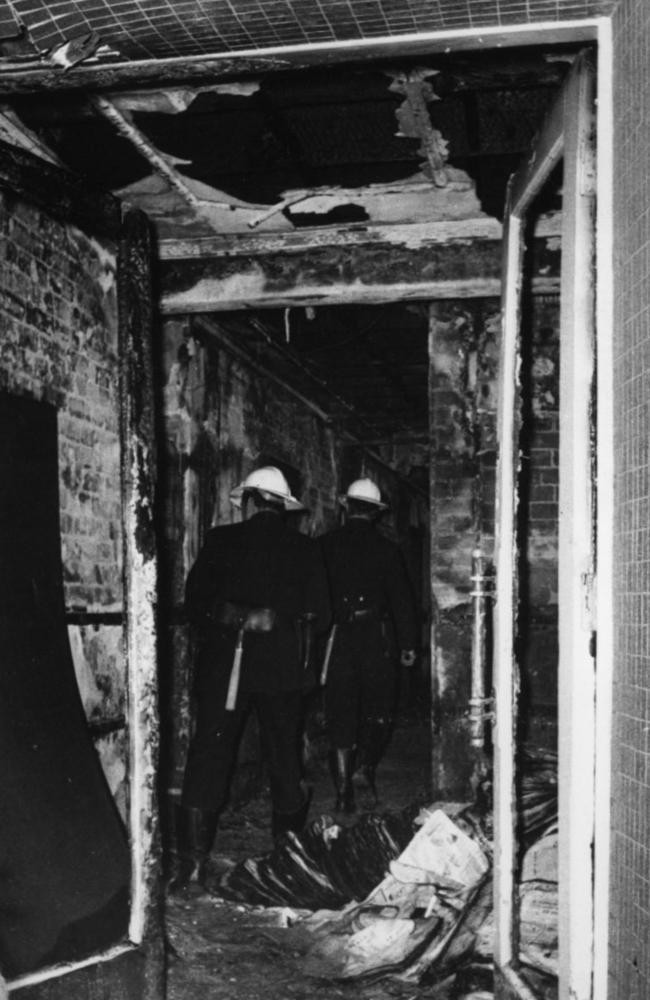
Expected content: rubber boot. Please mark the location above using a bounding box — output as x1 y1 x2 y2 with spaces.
272 789 311 840
354 719 391 808
167 805 218 894
333 748 356 815
355 763 378 807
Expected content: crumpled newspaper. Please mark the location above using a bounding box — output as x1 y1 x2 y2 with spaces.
295 807 491 981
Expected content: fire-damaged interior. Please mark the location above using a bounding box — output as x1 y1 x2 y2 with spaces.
0 3 604 998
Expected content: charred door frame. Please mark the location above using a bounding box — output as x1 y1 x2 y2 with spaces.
153 21 613 1000
0 143 162 995
493 42 613 1000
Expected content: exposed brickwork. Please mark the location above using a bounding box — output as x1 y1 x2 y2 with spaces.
429 298 499 793
0 191 126 811
430 293 560 788
610 3 650 996
1 193 122 609
522 295 560 612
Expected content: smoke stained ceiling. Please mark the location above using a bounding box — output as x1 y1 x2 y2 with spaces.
0 1 591 448
11 48 572 224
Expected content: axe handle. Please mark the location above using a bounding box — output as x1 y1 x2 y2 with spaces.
225 628 245 711
320 624 338 686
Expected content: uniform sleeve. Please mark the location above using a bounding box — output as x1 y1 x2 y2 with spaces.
184 532 220 626
385 543 418 650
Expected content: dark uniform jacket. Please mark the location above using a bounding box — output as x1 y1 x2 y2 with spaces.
185 510 331 694
320 517 417 651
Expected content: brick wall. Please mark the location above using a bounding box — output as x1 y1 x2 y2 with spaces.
0 191 127 815
610 2 650 996
430 292 560 789
519 295 559 748
430 298 500 793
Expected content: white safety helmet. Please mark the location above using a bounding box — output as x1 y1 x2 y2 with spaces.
230 466 304 511
339 477 388 509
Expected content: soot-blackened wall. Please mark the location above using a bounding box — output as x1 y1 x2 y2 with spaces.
0 190 127 812
430 293 560 792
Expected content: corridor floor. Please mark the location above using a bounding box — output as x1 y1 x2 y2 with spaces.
165 717 495 1000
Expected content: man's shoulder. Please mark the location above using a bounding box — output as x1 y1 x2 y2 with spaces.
202 521 245 545
283 525 321 554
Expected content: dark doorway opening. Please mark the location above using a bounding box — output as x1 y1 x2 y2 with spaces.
0 393 130 979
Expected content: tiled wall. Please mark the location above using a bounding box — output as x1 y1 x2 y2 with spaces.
4 0 615 61
610 1 650 996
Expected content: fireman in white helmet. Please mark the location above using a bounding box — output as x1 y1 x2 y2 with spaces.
319 478 417 814
169 466 330 892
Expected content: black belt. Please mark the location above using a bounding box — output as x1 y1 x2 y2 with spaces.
212 601 277 633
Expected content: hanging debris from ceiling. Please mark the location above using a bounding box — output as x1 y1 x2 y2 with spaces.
388 67 450 187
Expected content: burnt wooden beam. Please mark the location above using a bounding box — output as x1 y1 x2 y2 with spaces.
160 218 503 258
0 133 121 238
0 23 597 97
118 207 162 959
159 219 561 313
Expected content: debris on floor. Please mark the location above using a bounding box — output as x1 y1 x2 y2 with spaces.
166 736 559 999
217 804 422 909
281 805 491 982
200 799 557 992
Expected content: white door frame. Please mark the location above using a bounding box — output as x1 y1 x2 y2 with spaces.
493 44 611 1000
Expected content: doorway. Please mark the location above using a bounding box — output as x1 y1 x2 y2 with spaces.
493 51 599 1000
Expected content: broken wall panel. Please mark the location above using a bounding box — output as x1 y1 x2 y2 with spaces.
0 190 129 810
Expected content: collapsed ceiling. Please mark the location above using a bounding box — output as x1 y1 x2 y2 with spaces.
10 46 571 235
0 2 591 450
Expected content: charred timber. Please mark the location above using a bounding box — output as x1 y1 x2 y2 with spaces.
160 229 561 313
118 207 163 976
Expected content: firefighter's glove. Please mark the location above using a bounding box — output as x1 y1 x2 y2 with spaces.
400 649 416 668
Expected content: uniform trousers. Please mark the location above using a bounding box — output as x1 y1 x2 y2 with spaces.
324 617 398 750
181 685 305 816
